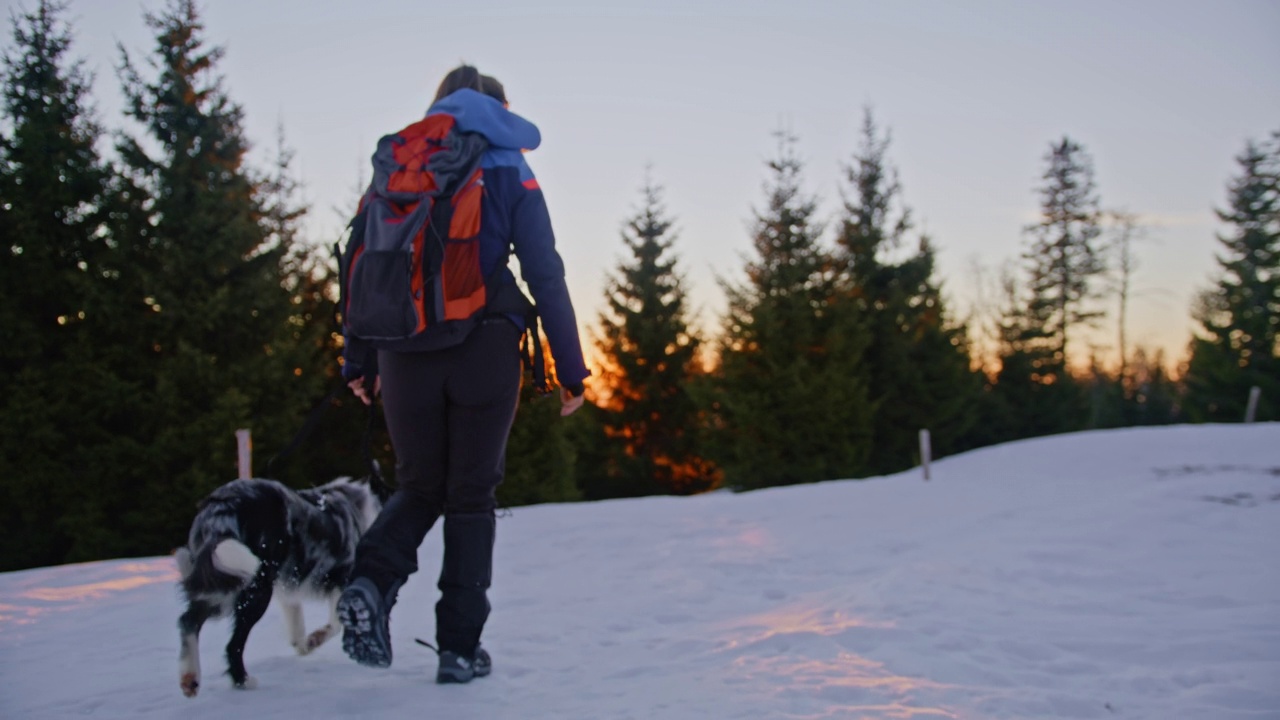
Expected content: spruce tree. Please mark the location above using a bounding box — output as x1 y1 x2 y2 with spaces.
833 110 980 472
984 269 1083 443
592 177 716 497
0 0 119 569
710 131 872 490
109 0 329 554
982 136 1104 441
501 372 582 508
1022 137 1107 372
252 126 369 485
1125 347 1179 425
1184 131 1280 421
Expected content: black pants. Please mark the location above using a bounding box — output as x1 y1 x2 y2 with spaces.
353 318 522 655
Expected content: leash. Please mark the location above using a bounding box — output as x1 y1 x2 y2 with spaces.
360 395 395 498
264 383 386 487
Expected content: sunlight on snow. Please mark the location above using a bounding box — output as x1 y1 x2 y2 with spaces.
716 604 956 719
717 603 894 648
0 558 177 627
715 526 772 548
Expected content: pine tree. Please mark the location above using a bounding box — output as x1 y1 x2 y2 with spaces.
251 125 371 486
832 109 980 472
105 0 330 555
1184 131 1280 421
710 131 873 490
983 269 1084 443
592 177 717 497
980 136 1105 444
1125 347 1179 425
501 376 582 508
1084 352 1126 429
1023 137 1107 374
0 0 117 569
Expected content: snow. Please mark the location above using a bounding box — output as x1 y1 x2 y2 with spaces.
2 424 1278 719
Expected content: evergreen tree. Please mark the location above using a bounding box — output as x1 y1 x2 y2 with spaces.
501 378 581 508
105 0 330 555
710 131 873 490
0 0 119 569
1125 348 1180 425
1184 131 1280 421
979 136 1104 445
592 177 717 497
982 269 1084 443
832 109 980 472
1023 137 1107 374
252 125 372 486
1084 352 1126 429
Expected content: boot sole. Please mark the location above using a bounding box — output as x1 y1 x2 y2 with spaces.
337 585 392 668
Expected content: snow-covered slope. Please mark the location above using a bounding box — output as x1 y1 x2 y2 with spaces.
2 424 1277 719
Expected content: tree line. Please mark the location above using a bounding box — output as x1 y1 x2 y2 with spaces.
2 1 1276 571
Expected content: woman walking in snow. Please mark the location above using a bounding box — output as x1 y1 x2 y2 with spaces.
337 64 588 684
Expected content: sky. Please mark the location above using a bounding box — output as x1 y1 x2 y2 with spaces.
5 0 1279 370
2 422 1278 718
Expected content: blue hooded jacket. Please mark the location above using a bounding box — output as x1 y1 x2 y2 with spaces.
343 89 588 390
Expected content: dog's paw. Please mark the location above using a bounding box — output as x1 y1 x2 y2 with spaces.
180 673 200 698
303 625 334 653
232 675 258 690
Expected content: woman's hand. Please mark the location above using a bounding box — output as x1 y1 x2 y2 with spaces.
560 384 585 417
348 375 381 406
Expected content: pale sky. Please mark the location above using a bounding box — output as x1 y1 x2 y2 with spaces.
9 0 1280 370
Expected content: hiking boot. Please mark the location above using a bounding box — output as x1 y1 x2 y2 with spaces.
437 645 491 684
338 577 393 668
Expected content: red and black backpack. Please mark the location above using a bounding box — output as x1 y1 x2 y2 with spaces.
337 113 532 351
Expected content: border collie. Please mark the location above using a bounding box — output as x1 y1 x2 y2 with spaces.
174 476 386 697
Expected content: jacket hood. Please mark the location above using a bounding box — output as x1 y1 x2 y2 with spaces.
427 88 541 152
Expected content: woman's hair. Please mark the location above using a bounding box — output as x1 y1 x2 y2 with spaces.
434 64 507 105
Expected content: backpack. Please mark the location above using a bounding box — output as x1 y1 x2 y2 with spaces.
336 113 550 388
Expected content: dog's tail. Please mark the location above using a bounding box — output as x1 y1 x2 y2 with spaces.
175 537 262 598
210 539 261 581
175 547 195 579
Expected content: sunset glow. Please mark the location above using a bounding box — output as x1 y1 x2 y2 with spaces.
715 603 956 718
0 558 177 628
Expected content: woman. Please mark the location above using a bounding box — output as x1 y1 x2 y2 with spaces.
337 65 588 684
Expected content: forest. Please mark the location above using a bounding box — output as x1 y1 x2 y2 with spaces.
2 1 1276 571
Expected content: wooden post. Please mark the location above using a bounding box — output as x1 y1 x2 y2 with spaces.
920 429 932 481
236 428 252 479
1244 386 1261 423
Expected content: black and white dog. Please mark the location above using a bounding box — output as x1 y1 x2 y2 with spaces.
175 476 387 697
